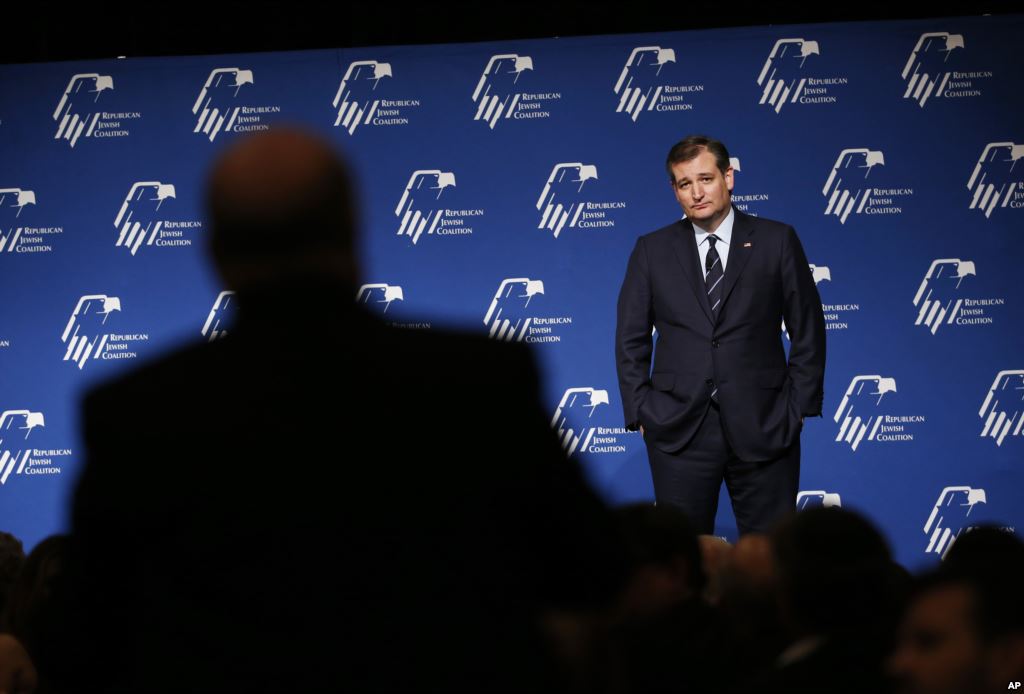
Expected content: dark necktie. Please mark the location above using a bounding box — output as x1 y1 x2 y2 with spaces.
705 234 723 316
705 234 723 403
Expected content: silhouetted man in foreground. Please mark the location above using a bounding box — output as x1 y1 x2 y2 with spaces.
58 128 625 692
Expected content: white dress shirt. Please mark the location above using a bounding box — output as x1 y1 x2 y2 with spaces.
689 204 735 279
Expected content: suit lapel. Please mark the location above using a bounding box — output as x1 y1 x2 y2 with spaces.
717 208 755 325
670 219 715 326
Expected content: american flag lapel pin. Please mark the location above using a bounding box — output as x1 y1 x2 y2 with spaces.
743 241 752 247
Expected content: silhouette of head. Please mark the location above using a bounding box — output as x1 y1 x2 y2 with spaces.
205 127 360 299
771 507 905 639
614 503 705 615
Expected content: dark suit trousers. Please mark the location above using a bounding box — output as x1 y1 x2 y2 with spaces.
643 400 799 536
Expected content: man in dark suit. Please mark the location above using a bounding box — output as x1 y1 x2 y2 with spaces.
615 134 826 536
58 128 626 692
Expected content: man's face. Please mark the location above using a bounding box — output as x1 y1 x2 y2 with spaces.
887 585 987 694
670 149 734 231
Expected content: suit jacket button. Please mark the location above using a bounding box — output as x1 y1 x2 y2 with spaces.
712 339 720 348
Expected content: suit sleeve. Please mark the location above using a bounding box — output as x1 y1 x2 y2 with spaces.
781 225 826 417
615 236 655 431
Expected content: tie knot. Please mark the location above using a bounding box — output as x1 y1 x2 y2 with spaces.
707 234 719 247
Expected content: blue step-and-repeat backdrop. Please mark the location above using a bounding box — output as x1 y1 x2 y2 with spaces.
1 14 1022 570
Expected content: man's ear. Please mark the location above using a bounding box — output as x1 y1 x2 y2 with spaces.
725 167 735 192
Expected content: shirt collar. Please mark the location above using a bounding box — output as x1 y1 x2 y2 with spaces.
689 204 734 247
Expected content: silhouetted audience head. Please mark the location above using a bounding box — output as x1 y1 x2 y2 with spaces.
205 126 360 297
714 533 778 623
943 525 1024 576
727 533 775 590
0 531 25 622
888 531 1024 694
713 533 789 685
614 503 704 615
697 534 732 604
593 505 730 694
771 507 906 641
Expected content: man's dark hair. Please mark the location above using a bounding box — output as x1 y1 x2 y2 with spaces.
665 135 731 183
943 525 1024 576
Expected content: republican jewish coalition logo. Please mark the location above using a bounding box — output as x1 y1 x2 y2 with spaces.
202 291 236 342
967 142 1024 218
796 490 841 510
551 387 610 457
823 149 885 224
192 68 254 141
61 295 121 369
333 60 392 134
901 32 964 108
0 410 44 485
756 38 819 113
113 182 176 255
53 73 114 147
912 258 975 334
483 278 545 341
394 170 456 244
924 486 986 558
0 188 36 252
613 46 676 121
834 375 897 451
537 163 599 238
472 54 534 129
979 370 1024 447
355 283 405 315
